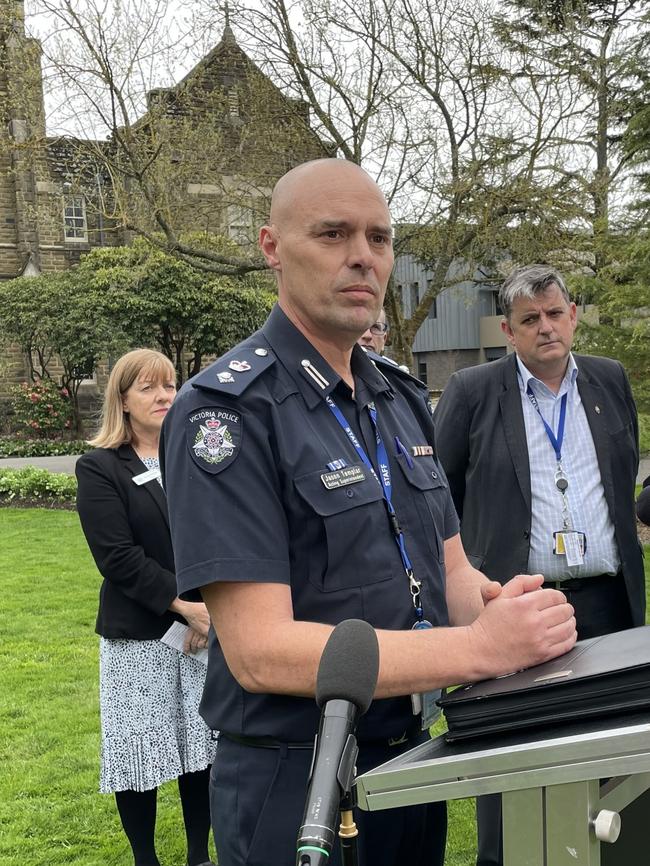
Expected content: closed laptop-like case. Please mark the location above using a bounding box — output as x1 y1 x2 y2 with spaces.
438 626 650 742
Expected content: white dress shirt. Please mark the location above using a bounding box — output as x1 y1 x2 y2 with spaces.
517 354 620 580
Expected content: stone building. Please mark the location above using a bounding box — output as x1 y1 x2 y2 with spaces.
0 0 330 393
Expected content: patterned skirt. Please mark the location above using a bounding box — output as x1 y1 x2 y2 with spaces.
99 638 218 793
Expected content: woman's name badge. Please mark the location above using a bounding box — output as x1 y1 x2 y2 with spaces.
132 467 161 485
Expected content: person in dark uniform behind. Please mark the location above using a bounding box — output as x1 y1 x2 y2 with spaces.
160 159 577 866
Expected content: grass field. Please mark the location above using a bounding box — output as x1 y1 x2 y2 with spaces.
1 508 649 866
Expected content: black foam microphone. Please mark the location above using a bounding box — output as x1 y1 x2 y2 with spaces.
296 619 380 866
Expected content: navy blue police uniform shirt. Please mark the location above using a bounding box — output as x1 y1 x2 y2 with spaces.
160 305 459 743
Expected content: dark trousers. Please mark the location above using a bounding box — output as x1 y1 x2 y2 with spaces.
476 574 633 866
210 732 447 866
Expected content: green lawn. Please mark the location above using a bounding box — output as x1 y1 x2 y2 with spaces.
0 508 648 866
0 508 215 866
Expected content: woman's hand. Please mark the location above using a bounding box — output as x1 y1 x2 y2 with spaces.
184 627 209 655
170 598 211 638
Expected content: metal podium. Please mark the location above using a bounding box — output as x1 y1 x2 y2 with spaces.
355 711 650 865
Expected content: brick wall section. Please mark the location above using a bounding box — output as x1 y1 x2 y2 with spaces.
420 349 481 390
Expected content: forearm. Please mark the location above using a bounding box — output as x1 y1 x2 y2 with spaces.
445 563 490 626
201 581 526 700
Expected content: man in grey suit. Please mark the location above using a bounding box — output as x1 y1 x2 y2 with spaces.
434 264 645 866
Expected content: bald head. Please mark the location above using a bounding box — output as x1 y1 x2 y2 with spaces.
269 159 388 228
259 158 394 353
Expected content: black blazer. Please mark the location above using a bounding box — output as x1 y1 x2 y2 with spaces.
434 352 645 626
76 444 181 639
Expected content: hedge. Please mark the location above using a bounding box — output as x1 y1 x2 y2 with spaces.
0 437 90 458
0 467 77 503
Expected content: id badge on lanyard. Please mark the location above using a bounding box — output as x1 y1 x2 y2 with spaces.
326 395 438 727
410 619 441 729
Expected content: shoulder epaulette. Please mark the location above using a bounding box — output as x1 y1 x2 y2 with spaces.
371 353 426 388
192 345 276 396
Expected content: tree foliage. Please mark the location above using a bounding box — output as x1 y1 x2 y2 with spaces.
493 0 650 270
572 232 650 409
0 235 276 431
230 0 600 364
0 269 124 432
74 235 276 381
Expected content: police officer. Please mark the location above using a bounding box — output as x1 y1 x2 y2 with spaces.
161 159 576 866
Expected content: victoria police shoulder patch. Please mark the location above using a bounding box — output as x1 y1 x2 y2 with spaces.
186 406 242 474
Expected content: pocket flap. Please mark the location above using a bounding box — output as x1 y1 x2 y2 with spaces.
294 465 383 516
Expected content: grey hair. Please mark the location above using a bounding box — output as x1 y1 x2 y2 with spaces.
499 265 570 319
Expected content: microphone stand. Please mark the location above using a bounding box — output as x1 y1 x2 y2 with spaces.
338 787 359 866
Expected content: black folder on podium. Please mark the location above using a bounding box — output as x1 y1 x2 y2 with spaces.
439 625 650 742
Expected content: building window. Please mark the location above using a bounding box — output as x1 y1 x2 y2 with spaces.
63 196 87 242
228 88 240 117
409 282 419 314
72 357 97 383
417 359 428 384
485 346 507 362
227 204 253 245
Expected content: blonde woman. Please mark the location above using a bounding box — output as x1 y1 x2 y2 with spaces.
76 349 216 866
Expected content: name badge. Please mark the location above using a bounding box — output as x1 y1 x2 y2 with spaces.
132 467 161 486
553 530 586 566
320 465 365 490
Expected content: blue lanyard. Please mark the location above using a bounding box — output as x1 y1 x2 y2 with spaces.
526 385 567 463
325 395 424 621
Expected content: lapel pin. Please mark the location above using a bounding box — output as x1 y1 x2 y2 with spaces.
595 405 601 414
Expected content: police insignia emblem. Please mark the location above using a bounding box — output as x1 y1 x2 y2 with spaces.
217 371 235 383
228 359 251 373
187 408 242 474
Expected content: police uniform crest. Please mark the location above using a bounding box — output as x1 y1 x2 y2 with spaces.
186 407 242 474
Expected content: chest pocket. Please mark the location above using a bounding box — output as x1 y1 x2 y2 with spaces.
393 455 448 562
294 465 393 592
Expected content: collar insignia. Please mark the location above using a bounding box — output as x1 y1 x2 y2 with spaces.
229 359 251 373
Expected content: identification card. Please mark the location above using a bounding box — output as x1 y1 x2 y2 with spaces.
410 619 442 729
320 465 365 489
132 467 161 485
553 530 587 566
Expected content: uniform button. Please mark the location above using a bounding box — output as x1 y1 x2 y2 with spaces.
254 348 268 356
431 471 438 479
523 530 530 539
346 489 354 498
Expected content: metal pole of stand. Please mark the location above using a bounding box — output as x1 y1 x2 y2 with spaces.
338 789 359 866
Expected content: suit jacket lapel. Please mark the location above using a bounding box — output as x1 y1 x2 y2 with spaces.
118 444 170 530
576 368 615 519
499 354 532 510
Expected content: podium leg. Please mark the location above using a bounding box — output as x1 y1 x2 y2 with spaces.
503 788 543 866
545 779 600 865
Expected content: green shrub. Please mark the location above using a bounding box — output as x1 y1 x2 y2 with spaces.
0 467 77 503
640 413 650 455
0 436 90 457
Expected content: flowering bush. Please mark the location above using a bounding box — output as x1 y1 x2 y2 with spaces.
10 380 74 439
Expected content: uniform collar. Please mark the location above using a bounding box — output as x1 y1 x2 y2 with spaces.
262 304 393 410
